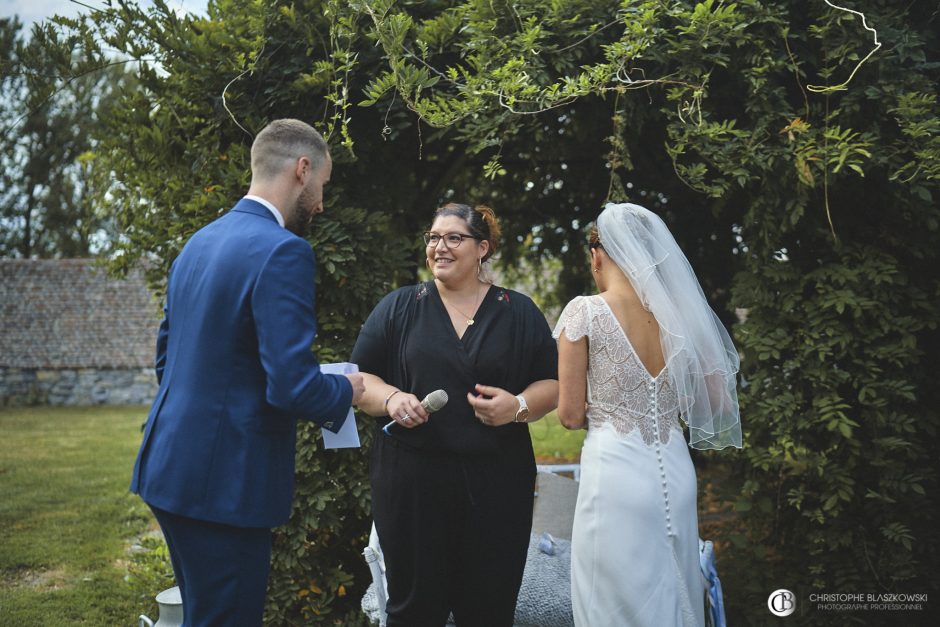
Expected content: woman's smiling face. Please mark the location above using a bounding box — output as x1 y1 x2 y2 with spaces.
426 215 488 284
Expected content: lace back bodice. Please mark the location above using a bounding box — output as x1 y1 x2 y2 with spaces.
554 295 683 445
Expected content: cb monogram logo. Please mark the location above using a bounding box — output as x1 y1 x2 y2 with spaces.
768 589 796 617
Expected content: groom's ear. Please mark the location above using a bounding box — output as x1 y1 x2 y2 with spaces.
294 156 311 183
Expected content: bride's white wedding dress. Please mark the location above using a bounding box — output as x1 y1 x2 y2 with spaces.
555 295 705 627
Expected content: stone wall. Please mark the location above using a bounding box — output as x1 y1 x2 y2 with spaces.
0 367 157 407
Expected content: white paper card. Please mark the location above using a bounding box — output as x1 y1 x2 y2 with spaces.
318 362 361 449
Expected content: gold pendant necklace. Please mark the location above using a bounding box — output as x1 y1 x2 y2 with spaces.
442 284 485 326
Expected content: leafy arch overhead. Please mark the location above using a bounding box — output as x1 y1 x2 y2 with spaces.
17 0 938 623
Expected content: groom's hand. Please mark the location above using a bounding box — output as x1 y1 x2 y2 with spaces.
346 373 365 406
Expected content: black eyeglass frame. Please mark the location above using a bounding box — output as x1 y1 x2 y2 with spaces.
589 241 604 250
423 231 484 248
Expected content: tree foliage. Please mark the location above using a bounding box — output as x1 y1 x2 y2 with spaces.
25 0 940 623
0 17 134 258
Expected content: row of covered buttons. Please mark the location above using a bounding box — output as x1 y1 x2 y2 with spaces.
650 378 674 536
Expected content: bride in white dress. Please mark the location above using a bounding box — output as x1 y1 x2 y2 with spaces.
554 203 742 627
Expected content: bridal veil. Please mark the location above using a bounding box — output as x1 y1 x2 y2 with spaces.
596 202 742 450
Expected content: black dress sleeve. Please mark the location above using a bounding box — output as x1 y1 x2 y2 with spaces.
508 291 559 389
351 290 400 381
526 300 559 383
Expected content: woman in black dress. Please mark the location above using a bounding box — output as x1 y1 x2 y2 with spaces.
351 203 559 627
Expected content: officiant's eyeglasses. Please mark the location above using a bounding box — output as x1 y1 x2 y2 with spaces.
423 232 483 248
589 241 604 250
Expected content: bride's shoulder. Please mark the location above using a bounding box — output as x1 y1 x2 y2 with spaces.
558 293 585 307
564 293 605 310
554 295 598 341
558 294 603 325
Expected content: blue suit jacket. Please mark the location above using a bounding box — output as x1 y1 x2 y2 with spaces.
131 198 352 528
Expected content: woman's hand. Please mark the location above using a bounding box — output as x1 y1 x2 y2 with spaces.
467 384 519 427
386 392 430 429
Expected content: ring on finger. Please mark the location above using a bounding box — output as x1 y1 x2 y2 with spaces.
402 413 412 422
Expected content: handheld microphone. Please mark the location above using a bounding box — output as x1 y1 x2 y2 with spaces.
383 389 448 435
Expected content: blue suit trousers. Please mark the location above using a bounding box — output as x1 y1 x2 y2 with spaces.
150 505 272 627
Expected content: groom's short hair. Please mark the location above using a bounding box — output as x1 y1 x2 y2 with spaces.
250 119 329 180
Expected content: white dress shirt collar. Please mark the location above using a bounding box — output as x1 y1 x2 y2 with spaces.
243 195 285 228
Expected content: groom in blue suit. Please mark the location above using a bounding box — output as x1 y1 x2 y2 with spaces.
131 119 364 626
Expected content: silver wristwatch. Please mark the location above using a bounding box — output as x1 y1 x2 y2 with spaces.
513 394 530 423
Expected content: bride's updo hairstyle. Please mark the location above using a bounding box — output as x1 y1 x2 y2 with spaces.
589 225 601 249
432 203 501 262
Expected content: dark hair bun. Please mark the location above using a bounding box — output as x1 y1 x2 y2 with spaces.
474 205 500 261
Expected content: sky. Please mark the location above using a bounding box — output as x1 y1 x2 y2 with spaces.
2 0 206 26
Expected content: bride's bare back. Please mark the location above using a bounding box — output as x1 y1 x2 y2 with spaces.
600 289 665 379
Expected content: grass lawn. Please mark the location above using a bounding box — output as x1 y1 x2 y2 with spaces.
0 405 582 626
530 411 586 462
0 405 156 626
